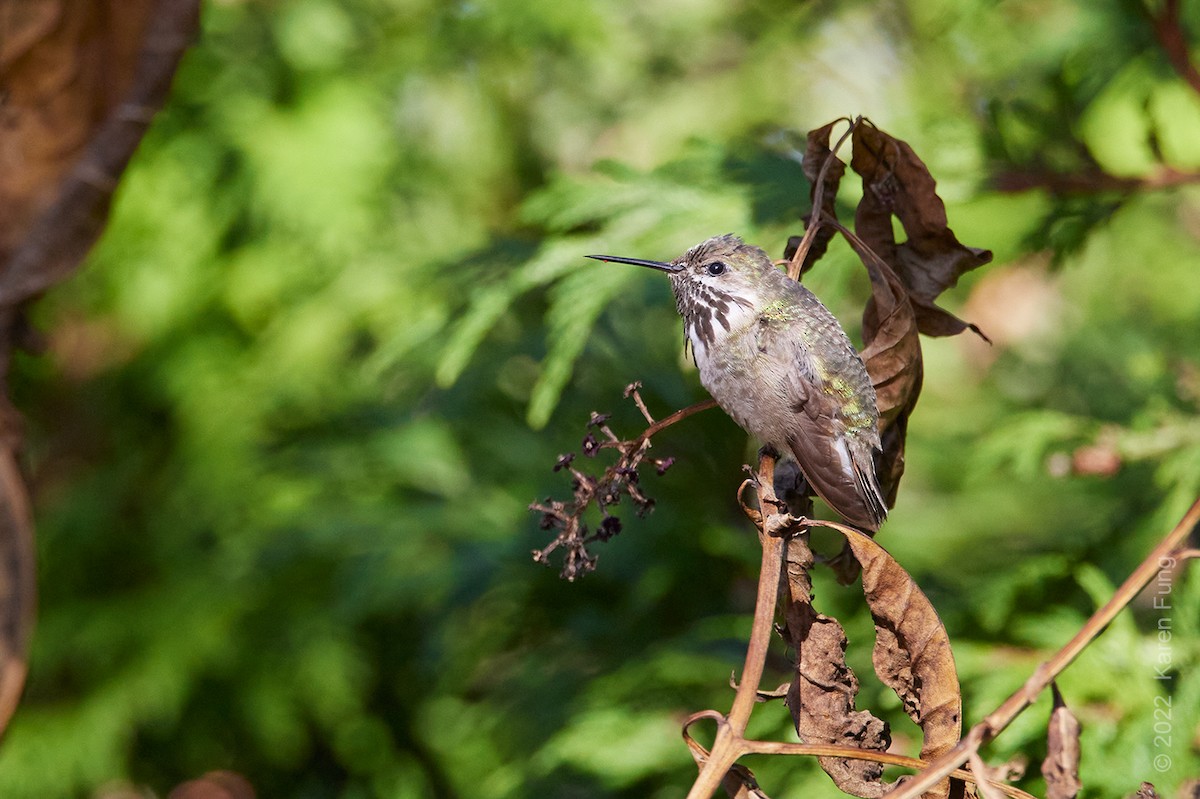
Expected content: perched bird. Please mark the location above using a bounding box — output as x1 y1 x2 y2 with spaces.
587 234 887 531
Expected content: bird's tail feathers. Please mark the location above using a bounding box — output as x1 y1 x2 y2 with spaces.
786 435 887 533
852 453 888 532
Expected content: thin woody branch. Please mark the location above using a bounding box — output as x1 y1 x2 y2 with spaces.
685 451 792 799
883 495 1200 799
683 708 1041 799
787 117 857 281
991 167 1200 196
1150 0 1200 98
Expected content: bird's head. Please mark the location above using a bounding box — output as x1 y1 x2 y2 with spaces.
587 234 773 324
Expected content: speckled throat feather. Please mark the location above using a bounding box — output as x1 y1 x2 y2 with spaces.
673 279 753 357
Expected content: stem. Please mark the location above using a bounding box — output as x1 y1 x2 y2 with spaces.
681 736 1037 799
788 117 858 281
637 398 717 445
742 741 1036 799
1151 0 1200 98
605 398 717 456
685 453 786 799
728 530 781 724
883 495 1200 799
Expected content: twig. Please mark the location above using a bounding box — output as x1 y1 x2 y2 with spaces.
883 495 1200 799
969 751 1008 799
991 167 1200 196
681 734 1038 799
787 117 858 281
626 381 657 424
1150 0 1200 98
682 712 770 798
634 398 717 447
685 452 787 799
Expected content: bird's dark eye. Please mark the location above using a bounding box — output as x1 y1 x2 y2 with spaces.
706 261 727 276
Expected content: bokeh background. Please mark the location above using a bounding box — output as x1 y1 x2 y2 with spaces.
4 0 1200 796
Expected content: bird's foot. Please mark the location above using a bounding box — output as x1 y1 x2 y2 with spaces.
765 496 791 514
757 444 781 461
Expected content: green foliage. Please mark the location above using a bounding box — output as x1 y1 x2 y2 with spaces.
7 0 1200 796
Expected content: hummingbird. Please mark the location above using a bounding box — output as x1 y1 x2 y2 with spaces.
587 234 888 532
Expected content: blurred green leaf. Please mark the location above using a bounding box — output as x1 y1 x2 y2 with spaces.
534 708 684 787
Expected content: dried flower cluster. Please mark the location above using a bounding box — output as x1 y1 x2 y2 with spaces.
530 383 676 580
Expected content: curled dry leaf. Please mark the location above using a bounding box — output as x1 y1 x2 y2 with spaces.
1041 684 1081 799
850 122 992 341
841 525 963 799
846 121 993 515
780 118 991 521
0 0 158 256
781 524 963 799
849 212 923 509
0 0 201 305
789 120 849 277
782 535 890 798
0 0 200 742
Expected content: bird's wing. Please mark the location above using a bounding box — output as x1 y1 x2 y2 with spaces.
779 340 887 532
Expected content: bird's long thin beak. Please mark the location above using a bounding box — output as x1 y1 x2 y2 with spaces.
585 254 682 273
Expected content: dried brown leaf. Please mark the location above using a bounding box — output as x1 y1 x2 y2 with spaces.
841 526 963 799
854 213 922 426
789 120 849 276
842 213 922 507
0 0 201 742
786 118 990 522
0 0 201 305
1041 684 1081 799
782 535 890 798
782 523 964 798
850 122 992 340
0 0 158 256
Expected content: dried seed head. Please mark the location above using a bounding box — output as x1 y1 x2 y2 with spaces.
598 515 622 540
